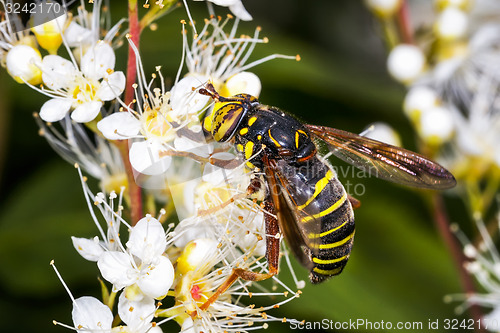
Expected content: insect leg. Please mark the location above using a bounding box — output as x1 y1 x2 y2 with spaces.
348 194 361 210
195 198 280 314
233 199 280 281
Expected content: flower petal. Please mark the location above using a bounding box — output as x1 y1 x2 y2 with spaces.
173 218 217 249
41 55 77 90
81 42 116 80
137 255 174 299
129 140 172 175
127 216 167 262
64 21 93 47
72 296 113 333
117 291 155 331
39 98 73 122
71 101 103 123
202 152 237 185
173 136 212 158
229 1 253 21
97 112 141 140
170 76 211 116
97 251 136 290
97 71 126 101
72 236 104 262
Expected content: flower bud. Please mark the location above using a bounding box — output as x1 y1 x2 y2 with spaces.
387 44 425 84
403 86 439 122
6 45 42 84
364 122 402 147
176 238 219 275
220 71 262 97
435 7 468 41
418 106 454 145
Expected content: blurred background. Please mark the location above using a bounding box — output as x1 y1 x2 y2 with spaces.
0 0 467 332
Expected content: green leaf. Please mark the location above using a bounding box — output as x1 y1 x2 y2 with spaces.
0 161 99 296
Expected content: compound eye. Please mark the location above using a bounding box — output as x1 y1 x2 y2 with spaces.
212 102 247 142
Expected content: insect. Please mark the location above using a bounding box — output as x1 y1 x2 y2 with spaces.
196 83 456 310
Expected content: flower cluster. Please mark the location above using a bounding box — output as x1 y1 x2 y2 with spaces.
373 0 500 183
52 165 302 332
0 0 303 331
365 0 500 327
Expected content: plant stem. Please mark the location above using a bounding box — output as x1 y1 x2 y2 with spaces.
396 0 414 44
116 140 143 225
125 0 140 105
119 0 143 225
431 194 484 332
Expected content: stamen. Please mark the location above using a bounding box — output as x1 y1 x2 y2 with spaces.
50 260 76 304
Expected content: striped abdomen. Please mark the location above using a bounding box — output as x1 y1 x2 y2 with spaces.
277 157 355 284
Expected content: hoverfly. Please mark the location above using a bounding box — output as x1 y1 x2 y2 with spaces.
196 83 456 310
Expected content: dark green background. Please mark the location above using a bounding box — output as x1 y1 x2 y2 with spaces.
0 1 469 332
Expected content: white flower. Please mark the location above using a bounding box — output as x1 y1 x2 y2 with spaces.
38 41 125 123
96 47 209 177
387 44 426 83
97 216 174 299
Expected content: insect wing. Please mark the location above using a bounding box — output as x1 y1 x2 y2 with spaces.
263 157 322 269
306 125 456 189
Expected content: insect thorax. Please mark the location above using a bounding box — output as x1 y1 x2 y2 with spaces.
233 106 317 169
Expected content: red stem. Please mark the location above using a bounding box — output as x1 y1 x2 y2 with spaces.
397 0 414 44
431 194 484 332
121 1 142 225
125 2 140 106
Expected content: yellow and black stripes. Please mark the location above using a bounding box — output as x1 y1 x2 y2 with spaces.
280 157 355 284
